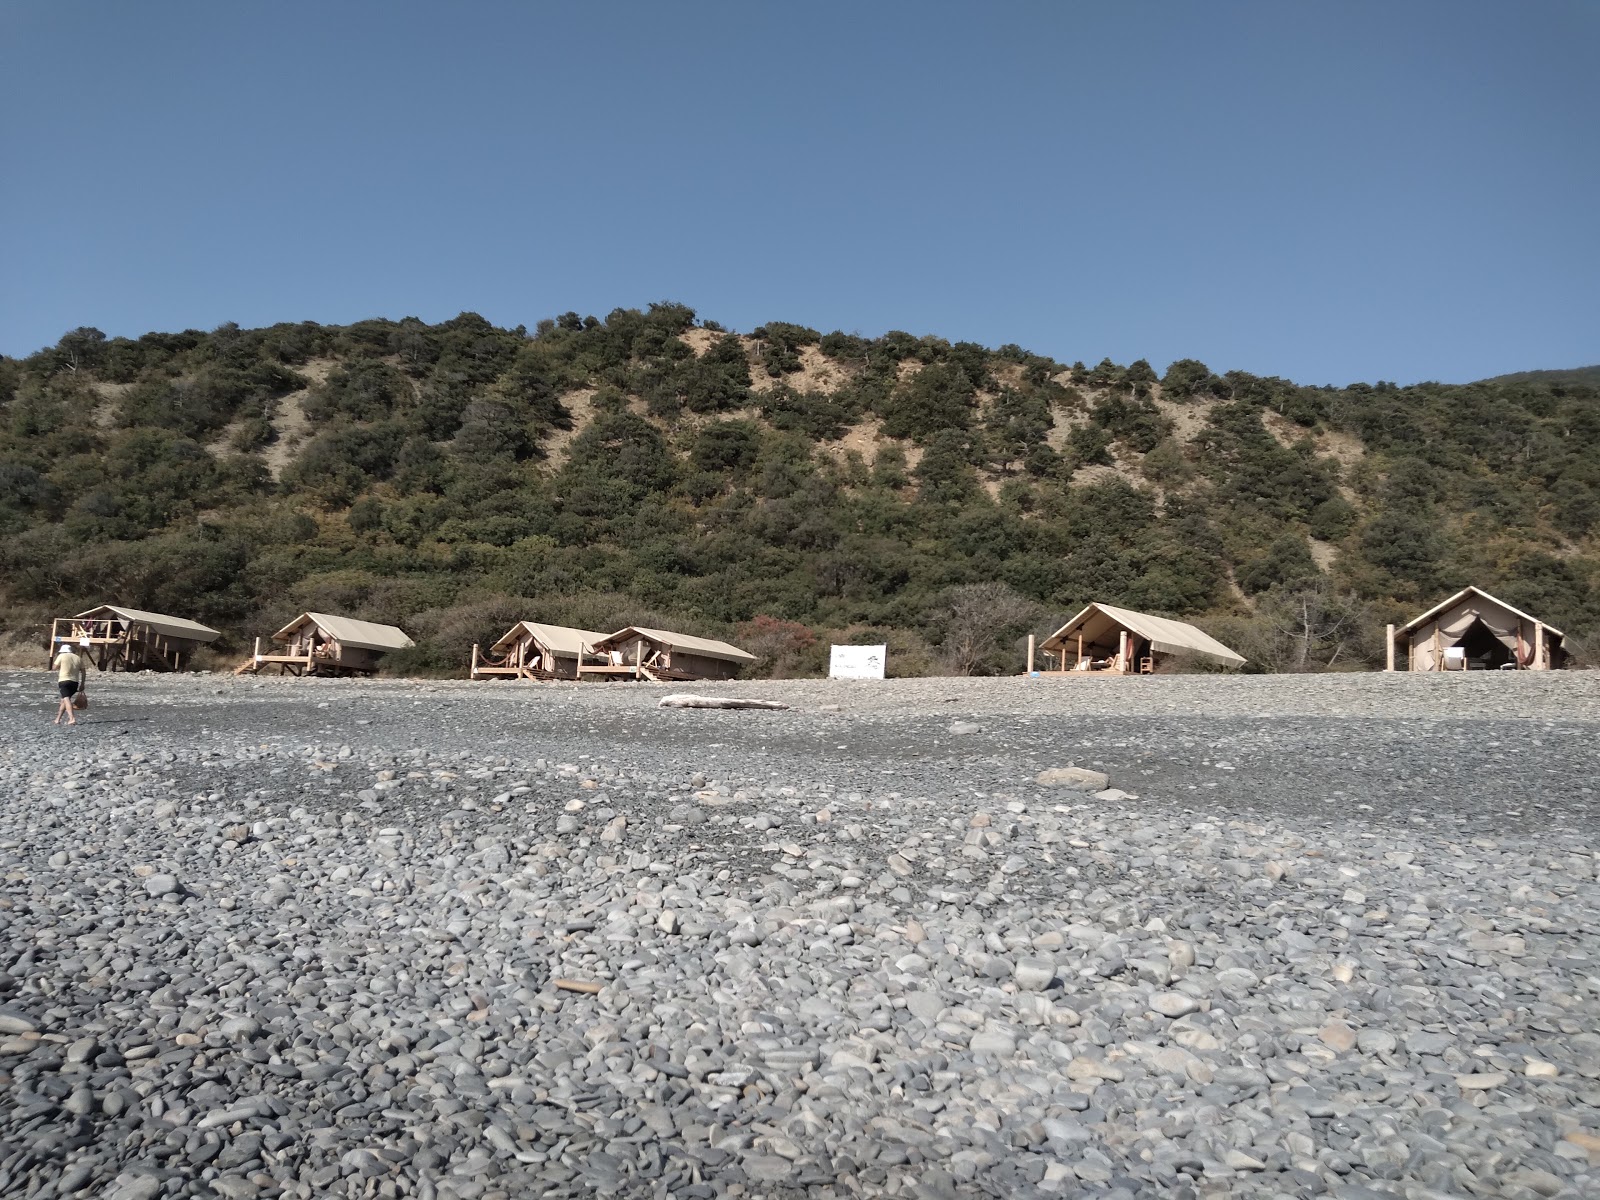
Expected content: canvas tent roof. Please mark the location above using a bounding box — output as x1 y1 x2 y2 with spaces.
1397 586 1564 638
491 621 611 658
596 626 757 664
273 612 415 653
75 604 221 643
1042 602 1247 667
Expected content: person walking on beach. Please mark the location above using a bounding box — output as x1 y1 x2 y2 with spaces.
52 640 90 726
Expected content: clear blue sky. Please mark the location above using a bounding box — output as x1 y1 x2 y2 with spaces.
2 2 1595 385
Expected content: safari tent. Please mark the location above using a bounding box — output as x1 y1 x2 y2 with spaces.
1039 602 1247 674
1389 586 1565 672
470 621 612 681
238 612 415 677
581 627 757 682
51 604 221 673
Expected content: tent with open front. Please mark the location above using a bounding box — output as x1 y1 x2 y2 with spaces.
1039 602 1247 674
1390 586 1565 671
237 612 415 677
470 621 612 680
581 627 757 681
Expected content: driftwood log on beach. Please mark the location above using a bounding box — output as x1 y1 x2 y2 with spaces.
657 694 790 710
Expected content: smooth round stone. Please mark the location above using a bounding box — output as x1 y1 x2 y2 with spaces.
144 873 179 897
63 1087 95 1115
1149 992 1200 1018
1358 1029 1398 1055
971 1030 1017 1057
1014 957 1056 990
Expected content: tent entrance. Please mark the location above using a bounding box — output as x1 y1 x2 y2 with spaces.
1456 618 1515 670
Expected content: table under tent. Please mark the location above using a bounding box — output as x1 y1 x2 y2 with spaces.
237 612 415 677
579 627 757 681
1388 585 1565 672
470 621 612 681
50 604 221 672
1039 602 1247 675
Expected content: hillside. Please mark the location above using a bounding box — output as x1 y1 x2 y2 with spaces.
1475 365 1600 389
1 306 1597 675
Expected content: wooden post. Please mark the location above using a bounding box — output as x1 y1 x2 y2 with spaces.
471 643 480 679
253 635 262 663
1433 626 1442 671
1385 624 1395 672
1026 634 1035 676
1075 633 1083 673
1534 622 1546 671
635 640 643 679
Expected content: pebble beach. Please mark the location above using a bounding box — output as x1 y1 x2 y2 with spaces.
1 669 1597 1199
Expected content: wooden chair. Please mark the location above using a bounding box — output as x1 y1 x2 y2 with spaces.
1138 657 1154 675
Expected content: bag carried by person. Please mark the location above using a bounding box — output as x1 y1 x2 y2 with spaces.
72 688 88 711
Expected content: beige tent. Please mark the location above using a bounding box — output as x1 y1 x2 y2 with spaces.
237 612 415 677
1040 602 1246 674
583 626 757 681
471 621 612 680
52 603 221 672
1390 586 1565 672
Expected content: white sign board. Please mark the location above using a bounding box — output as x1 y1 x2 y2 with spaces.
829 644 886 680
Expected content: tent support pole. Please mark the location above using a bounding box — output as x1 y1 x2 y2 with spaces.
1385 624 1395 672
1026 634 1035 676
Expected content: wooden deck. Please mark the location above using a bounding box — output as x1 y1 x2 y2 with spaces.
235 638 378 678
575 662 700 682
469 664 561 682
469 642 564 682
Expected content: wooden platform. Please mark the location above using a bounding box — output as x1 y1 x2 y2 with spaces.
235 649 376 678
575 663 700 682
468 641 566 681
468 664 560 682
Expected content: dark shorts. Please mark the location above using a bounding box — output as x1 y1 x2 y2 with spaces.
58 681 78 698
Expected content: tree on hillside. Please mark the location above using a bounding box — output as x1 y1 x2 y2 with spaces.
559 411 678 517
51 327 107 375
750 322 819 378
913 429 980 504
454 399 536 462
1161 358 1214 399
983 388 1053 474
1237 532 1320 595
878 363 977 442
691 420 762 477
303 361 411 423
